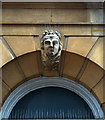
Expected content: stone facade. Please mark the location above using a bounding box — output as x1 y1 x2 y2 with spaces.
1 2 105 118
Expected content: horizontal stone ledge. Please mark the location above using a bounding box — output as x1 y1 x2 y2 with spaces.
2 24 105 36
2 2 104 9
1 23 105 25
1 0 104 2
1 35 105 37
2 9 104 24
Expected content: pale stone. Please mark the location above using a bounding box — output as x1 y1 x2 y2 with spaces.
2 82 10 104
2 8 104 24
91 26 105 36
90 38 105 69
67 37 98 57
60 51 85 79
2 25 92 35
4 36 36 57
2 9 51 24
52 9 90 24
17 52 41 78
89 9 104 24
2 60 25 89
1 43 13 67
93 79 104 104
80 61 104 88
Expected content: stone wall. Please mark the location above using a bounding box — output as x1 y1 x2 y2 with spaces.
1 2 105 117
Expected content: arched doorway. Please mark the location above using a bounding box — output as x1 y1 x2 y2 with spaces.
1 77 104 119
9 87 94 119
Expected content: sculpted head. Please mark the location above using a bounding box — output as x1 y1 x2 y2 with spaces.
41 30 62 58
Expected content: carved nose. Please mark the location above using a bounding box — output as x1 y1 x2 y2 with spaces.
50 42 53 47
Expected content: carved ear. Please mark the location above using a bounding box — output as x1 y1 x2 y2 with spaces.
59 41 62 50
41 44 44 50
41 39 44 50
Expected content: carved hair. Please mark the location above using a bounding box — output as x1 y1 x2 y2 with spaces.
41 30 62 51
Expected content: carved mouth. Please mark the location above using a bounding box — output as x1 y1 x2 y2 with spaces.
49 49 54 52
50 50 54 52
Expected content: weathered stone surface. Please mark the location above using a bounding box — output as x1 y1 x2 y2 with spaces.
91 26 105 36
2 25 92 35
2 82 10 104
4 36 36 57
2 9 51 24
2 51 42 103
1 3 105 108
102 103 105 116
90 38 105 70
17 51 41 78
92 78 104 104
60 51 85 80
67 37 98 57
51 9 90 24
1 43 13 67
80 60 104 89
2 60 25 89
2 8 104 24
88 9 104 24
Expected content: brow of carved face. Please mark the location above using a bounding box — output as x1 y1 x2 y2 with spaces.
44 39 59 46
45 41 51 45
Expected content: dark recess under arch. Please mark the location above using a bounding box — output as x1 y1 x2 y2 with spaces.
9 87 94 119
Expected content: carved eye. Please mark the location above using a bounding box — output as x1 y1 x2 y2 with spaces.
53 41 58 45
45 41 50 45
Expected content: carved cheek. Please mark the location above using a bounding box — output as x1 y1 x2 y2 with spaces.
54 43 59 49
44 43 50 49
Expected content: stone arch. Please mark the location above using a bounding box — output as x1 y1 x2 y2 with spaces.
1 77 104 119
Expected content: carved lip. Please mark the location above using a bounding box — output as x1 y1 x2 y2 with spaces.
49 48 54 52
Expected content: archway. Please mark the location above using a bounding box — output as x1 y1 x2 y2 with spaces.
1 77 104 119
9 87 94 119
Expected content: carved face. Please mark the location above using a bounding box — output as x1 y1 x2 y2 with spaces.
43 35 60 57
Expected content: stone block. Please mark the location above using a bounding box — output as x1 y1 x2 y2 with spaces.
67 37 98 57
4 36 36 57
17 51 41 78
2 9 51 24
60 51 85 80
2 82 10 104
80 60 104 89
2 59 25 89
90 37 105 70
92 78 104 104
1 43 13 67
52 9 90 24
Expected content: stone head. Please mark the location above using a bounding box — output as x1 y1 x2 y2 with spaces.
41 30 62 57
